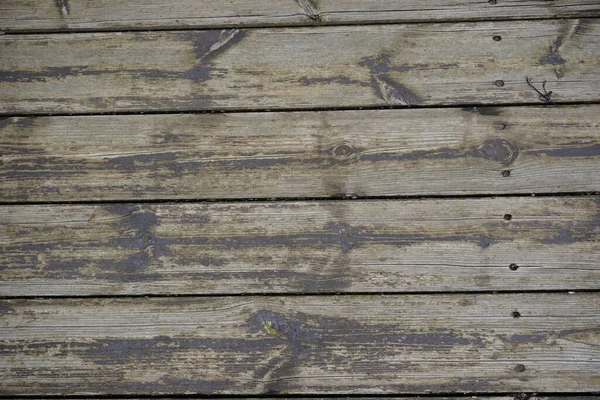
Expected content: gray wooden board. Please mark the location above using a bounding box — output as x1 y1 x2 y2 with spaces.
1 293 599 394
1 19 599 114
41 398 600 400
1 106 599 202
1 0 600 32
1 197 598 296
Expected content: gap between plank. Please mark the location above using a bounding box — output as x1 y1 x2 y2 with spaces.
2 15 598 35
2 289 599 301
1 192 597 207
1 100 599 119
0 391 598 399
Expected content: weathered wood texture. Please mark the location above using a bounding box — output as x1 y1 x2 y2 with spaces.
2 106 599 202
43 398 600 400
1 0 600 32
1 197 598 296
2 19 599 114
1 293 599 394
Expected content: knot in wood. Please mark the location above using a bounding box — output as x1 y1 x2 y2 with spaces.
515 364 526 372
331 143 355 158
477 138 519 165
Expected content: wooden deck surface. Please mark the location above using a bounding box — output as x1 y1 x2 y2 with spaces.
0 1 599 398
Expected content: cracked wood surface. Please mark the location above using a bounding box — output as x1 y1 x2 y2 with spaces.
1 19 599 114
1 197 599 296
1 0 600 32
1 106 599 202
1 293 599 394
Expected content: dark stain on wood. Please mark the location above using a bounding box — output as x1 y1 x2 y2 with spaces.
463 106 503 116
5 199 565 289
359 54 414 74
8 294 595 393
374 75 422 106
527 143 600 158
0 66 182 83
0 66 80 83
0 117 12 128
540 19 587 79
539 37 567 66
181 29 245 81
298 75 368 87
101 204 172 279
505 333 548 344
0 30 245 85
359 54 422 105
84 336 275 365
55 0 70 16
534 208 599 245
0 302 15 317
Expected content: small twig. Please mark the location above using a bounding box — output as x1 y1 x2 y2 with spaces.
526 76 555 105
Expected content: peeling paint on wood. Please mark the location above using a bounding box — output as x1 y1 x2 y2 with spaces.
1 0 599 32
1 197 598 296
1 20 599 114
0 293 598 394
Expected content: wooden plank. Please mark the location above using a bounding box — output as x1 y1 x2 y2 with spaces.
1 19 599 114
1 197 598 296
2 106 599 202
1 0 600 32
1 293 598 394
41 398 598 400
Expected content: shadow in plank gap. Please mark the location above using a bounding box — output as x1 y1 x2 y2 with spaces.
1 196 598 297
1 106 599 203
0 293 598 394
1 19 599 114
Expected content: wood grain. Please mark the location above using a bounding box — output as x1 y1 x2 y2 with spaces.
1 197 598 296
1 0 599 32
2 106 599 202
1 19 599 114
42 398 598 400
1 293 598 394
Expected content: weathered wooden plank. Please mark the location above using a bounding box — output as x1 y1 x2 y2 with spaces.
1 197 598 296
1 293 598 394
1 0 599 32
1 19 599 114
2 106 599 202
43 398 599 400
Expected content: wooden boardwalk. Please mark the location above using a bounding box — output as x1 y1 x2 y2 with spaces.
1 1 599 398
